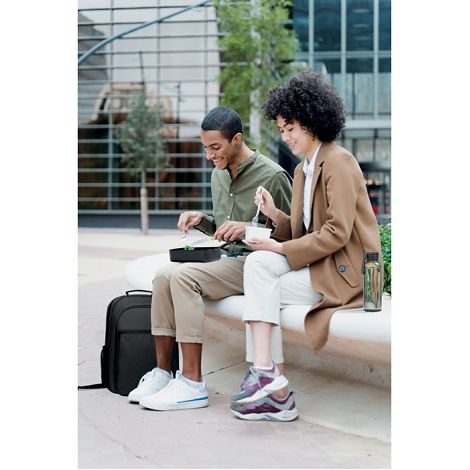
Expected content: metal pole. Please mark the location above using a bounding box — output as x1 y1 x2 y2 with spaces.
249 0 261 147
138 50 149 234
340 0 347 101
139 50 145 86
107 1 115 211
155 0 161 213
308 0 314 69
373 0 379 120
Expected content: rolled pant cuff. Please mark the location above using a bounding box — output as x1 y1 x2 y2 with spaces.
152 328 176 337
242 316 279 327
175 335 204 344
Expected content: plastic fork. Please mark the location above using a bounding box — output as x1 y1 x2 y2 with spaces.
251 188 263 226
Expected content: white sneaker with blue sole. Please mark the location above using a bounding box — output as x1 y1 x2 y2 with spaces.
128 367 172 403
139 371 208 411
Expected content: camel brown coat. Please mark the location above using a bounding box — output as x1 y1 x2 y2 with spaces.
271 141 382 352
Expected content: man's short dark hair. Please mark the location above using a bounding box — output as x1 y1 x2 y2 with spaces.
201 106 243 142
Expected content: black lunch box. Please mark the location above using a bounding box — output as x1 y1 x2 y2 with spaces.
169 246 222 262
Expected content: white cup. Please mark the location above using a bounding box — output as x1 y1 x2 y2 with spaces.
245 226 272 241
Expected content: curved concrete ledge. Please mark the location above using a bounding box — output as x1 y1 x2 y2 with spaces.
124 252 171 291
124 252 391 386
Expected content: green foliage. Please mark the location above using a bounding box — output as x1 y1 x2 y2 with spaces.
215 0 301 143
118 90 168 176
379 223 392 294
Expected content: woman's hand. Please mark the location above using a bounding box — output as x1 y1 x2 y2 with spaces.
243 237 284 253
255 186 278 223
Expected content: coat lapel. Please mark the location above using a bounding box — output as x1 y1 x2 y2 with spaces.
290 164 305 238
307 142 336 230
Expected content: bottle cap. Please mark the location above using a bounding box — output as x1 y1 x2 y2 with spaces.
365 251 379 261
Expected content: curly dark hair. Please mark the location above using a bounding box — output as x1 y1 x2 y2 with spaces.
262 72 345 142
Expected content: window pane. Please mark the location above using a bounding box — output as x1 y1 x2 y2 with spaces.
313 59 341 90
314 0 341 51
292 0 309 51
379 0 391 50
379 58 391 116
345 58 374 118
354 138 374 162
375 138 391 162
347 0 373 51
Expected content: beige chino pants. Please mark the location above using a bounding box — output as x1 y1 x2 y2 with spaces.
150 255 285 363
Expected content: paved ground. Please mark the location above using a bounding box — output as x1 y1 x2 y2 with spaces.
78 228 391 469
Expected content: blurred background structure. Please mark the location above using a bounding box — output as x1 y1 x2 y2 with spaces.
78 0 391 228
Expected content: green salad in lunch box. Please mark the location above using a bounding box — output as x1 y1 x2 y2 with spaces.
183 245 195 251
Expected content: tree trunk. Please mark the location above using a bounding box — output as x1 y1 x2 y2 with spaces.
140 170 148 235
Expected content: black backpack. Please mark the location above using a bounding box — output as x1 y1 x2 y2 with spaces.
79 290 179 396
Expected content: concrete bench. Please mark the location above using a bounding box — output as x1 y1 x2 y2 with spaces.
124 252 391 387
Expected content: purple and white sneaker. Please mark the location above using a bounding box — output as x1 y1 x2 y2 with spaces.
231 363 289 404
230 390 299 422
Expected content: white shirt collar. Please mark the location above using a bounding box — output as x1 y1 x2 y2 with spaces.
302 143 322 176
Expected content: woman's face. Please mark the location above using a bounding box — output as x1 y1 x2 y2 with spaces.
276 116 316 157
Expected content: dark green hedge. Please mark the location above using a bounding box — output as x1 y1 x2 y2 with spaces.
379 223 391 294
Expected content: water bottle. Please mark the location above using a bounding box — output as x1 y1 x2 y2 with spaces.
363 252 383 312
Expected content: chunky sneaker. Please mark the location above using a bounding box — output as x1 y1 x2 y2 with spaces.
231 363 288 405
230 390 299 422
128 367 172 403
139 371 208 411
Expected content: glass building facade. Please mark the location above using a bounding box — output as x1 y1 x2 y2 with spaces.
78 0 391 227
291 0 391 220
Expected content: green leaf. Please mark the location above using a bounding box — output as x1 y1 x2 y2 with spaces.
379 223 392 294
118 90 168 175
214 0 300 149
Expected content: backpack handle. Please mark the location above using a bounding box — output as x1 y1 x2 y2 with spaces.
125 289 152 295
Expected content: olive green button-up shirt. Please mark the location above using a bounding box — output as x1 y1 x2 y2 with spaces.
195 149 292 253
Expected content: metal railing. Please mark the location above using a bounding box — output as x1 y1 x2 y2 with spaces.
78 1 218 216
78 0 212 65
78 1 391 223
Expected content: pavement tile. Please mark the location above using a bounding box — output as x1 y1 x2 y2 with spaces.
78 229 391 468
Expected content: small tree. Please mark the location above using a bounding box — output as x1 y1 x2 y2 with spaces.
215 0 300 149
119 90 167 234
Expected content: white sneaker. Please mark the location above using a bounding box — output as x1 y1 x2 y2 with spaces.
128 367 172 403
139 371 208 411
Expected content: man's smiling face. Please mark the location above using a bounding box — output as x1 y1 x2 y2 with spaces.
200 129 238 170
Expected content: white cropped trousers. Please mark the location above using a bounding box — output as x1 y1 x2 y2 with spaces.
243 250 323 363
